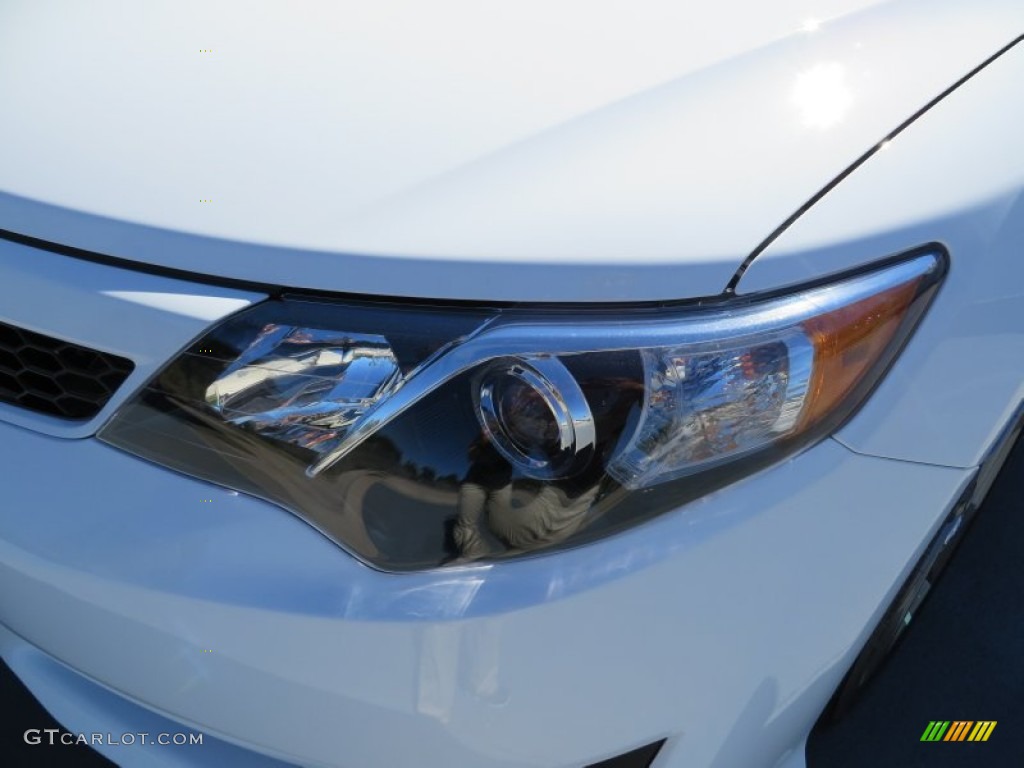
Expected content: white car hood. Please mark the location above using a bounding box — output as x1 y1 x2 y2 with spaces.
0 0 1020 301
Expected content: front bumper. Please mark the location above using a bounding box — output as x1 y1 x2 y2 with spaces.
0 414 973 767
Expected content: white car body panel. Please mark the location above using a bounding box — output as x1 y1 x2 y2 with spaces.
0 0 1021 301
1 2 1022 767
740 41 1024 468
0 624 290 767
0 413 971 767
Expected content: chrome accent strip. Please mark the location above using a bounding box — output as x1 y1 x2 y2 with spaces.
308 253 940 477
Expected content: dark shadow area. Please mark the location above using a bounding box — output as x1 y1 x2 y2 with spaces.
0 662 114 766
808 431 1024 767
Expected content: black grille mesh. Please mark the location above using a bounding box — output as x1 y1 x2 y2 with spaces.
0 321 134 419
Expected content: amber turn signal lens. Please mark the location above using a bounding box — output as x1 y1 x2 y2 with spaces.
799 276 924 431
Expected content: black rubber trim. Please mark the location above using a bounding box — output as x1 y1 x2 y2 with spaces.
725 34 1024 294
586 739 665 768
0 224 719 311
0 220 948 318
0 226 280 297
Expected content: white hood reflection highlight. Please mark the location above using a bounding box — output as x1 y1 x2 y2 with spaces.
345 574 488 621
791 62 854 129
102 290 251 321
417 621 506 724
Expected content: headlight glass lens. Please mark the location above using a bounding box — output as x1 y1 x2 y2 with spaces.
100 251 944 570
474 355 597 480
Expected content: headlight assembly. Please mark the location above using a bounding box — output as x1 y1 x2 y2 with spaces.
100 250 944 570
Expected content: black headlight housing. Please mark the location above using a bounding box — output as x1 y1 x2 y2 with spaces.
100 251 944 571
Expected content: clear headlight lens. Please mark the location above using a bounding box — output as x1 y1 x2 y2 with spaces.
203 326 404 456
100 251 944 570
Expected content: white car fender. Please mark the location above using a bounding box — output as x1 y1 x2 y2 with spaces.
739 38 1024 469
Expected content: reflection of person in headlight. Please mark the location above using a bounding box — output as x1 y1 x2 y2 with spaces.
453 437 600 560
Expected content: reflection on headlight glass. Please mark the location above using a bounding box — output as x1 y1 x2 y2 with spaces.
204 325 403 456
100 251 944 571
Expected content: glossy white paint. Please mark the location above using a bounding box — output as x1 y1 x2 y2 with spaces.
1 3 1022 767
0 0 1021 300
0 624 291 767
0 239 263 438
740 41 1024 468
0 418 971 767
